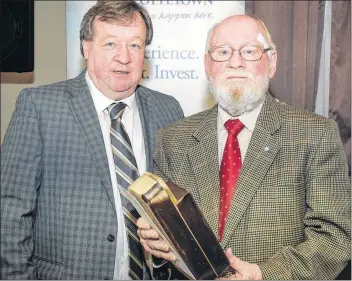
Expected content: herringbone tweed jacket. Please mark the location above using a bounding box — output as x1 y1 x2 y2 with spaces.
153 94 350 280
0 71 184 279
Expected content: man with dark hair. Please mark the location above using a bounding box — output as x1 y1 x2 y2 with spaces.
1 1 183 279
137 15 350 280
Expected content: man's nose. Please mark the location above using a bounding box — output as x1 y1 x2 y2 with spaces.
114 46 132 64
227 50 245 69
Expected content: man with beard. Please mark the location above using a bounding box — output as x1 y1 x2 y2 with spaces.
136 15 351 280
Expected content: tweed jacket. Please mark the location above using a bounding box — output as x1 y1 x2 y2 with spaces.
153 94 351 280
0 71 184 280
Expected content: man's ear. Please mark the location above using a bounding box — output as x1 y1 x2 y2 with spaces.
268 50 277 78
82 40 90 60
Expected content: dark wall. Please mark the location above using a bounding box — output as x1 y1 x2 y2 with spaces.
245 1 351 279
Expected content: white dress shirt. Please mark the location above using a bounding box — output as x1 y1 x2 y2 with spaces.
217 103 264 166
86 72 146 280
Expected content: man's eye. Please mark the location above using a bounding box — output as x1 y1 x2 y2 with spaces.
216 49 230 56
243 49 254 54
105 42 115 48
130 44 141 49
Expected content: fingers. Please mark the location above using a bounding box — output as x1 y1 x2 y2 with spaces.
231 256 246 272
137 228 159 240
141 237 170 252
225 248 248 273
217 273 240 280
136 218 151 230
224 248 263 280
225 248 234 259
217 276 231 280
136 218 176 262
233 274 245 280
144 243 176 261
136 218 159 240
225 248 239 269
140 239 176 261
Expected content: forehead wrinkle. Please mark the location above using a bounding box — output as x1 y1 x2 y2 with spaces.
210 35 265 50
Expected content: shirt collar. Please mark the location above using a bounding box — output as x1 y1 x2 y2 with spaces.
85 71 137 114
217 101 264 133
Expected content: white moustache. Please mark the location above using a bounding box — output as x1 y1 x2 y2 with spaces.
223 71 255 80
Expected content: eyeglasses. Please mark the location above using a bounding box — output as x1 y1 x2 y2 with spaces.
208 45 271 62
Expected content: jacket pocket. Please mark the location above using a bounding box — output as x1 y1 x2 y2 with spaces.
32 255 64 280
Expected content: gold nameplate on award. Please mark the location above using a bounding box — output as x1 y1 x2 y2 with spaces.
127 172 229 280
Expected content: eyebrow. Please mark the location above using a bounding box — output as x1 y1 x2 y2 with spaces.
211 39 264 48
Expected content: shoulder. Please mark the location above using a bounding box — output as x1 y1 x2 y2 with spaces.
17 79 71 103
136 85 180 104
277 101 336 129
25 78 70 94
156 108 214 152
160 109 212 136
136 85 184 120
270 99 340 144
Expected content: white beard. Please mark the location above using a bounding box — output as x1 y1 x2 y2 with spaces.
209 72 270 116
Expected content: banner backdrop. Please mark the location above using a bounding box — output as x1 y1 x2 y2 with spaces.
66 1 244 116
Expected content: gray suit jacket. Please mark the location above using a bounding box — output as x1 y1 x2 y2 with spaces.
154 94 351 280
0 71 184 279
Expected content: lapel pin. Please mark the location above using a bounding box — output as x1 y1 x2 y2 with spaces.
264 146 270 152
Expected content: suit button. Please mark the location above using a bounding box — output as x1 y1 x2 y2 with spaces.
107 234 115 242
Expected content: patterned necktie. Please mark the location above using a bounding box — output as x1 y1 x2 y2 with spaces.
218 119 245 242
109 102 145 280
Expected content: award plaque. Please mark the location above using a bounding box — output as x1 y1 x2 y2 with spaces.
127 172 229 280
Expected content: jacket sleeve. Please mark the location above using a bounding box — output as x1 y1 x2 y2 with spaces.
1 89 42 279
259 120 351 280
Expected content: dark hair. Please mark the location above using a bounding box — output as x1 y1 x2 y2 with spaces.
79 0 153 56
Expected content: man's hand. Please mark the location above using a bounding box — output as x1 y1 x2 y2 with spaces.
218 248 262 280
136 218 176 261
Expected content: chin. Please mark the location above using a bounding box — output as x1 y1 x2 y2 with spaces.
111 83 135 94
209 77 269 116
228 86 246 101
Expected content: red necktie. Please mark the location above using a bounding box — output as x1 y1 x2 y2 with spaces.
218 119 245 242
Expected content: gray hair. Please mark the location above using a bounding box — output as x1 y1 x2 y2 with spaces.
205 16 276 52
80 0 153 57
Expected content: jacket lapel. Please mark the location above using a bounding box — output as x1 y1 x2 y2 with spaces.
67 71 115 210
188 107 220 236
221 94 282 248
135 86 157 172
